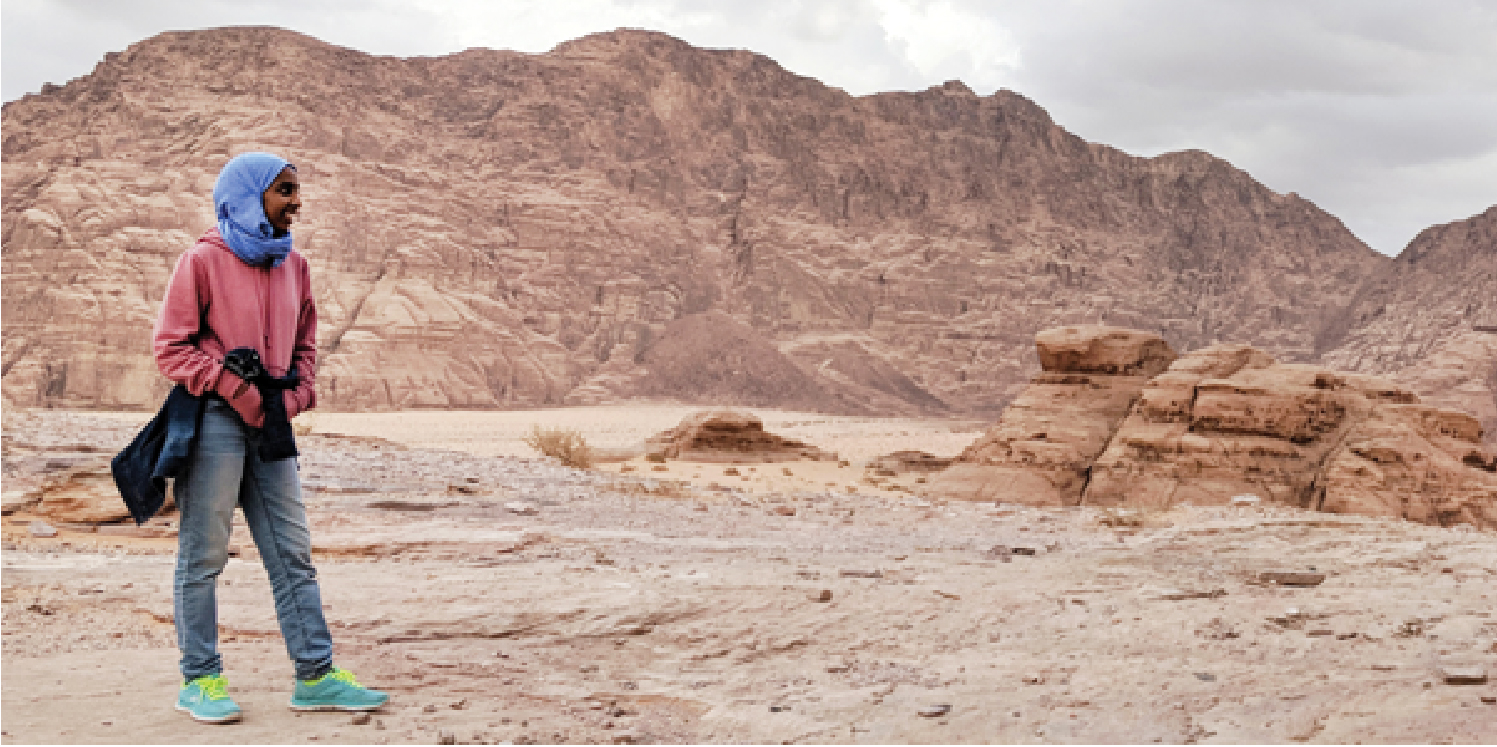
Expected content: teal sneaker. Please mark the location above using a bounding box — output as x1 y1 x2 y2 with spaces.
289 668 388 711
175 674 243 723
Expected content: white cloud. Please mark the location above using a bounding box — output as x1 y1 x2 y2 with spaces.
871 0 1020 91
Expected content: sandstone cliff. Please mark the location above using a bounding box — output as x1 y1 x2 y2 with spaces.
926 326 1497 530
3 27 1390 415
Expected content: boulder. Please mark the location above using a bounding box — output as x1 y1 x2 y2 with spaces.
1035 325 1179 378
644 410 836 463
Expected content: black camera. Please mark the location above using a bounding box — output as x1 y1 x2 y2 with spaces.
222 347 268 382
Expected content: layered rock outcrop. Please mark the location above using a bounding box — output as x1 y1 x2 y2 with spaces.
644 409 835 462
1395 331 1497 449
927 326 1497 530
3 26 1390 416
927 326 1176 504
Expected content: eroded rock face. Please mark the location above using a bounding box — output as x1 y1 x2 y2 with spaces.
924 326 1176 505
1321 206 1497 375
2 27 1389 416
1085 352 1417 509
1321 405 1497 528
1396 331 1497 449
929 326 1497 530
644 409 835 462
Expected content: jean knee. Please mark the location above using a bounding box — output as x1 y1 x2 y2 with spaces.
180 546 230 583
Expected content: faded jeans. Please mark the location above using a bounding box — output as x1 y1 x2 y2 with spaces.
174 398 333 681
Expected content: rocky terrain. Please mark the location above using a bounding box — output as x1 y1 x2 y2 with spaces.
4 408 1497 744
4 25 1405 417
928 326 1497 532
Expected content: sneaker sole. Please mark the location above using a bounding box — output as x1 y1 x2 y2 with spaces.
174 703 242 723
288 702 387 712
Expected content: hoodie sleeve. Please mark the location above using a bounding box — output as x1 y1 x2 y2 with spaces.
152 248 226 397
285 257 318 420
152 247 263 424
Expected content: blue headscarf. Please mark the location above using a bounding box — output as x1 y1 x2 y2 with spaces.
213 152 295 268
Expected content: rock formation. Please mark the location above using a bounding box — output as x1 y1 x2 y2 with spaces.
868 450 953 474
1394 330 1497 449
926 326 1497 530
644 409 835 462
926 326 1176 504
3 26 1392 416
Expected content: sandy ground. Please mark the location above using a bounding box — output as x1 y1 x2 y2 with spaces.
303 406 987 464
4 409 1497 744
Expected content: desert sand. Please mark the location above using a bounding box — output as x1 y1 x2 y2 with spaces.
4 407 1496 744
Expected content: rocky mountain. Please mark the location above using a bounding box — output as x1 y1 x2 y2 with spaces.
1321 206 1497 371
3 26 1395 416
1319 207 1497 443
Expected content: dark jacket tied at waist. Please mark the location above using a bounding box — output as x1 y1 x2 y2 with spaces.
111 385 205 525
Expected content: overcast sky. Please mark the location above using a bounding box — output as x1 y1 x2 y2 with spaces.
5 0 1495 256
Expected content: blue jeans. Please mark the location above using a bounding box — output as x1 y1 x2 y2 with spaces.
174 399 333 681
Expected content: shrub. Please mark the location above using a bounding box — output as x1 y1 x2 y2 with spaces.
523 425 594 469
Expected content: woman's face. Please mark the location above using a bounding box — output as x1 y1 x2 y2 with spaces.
262 166 300 232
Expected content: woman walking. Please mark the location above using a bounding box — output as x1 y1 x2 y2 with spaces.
154 152 386 723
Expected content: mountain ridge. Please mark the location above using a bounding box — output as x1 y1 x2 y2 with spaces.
6 26 1478 420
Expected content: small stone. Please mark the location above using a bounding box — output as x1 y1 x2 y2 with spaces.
1155 588 1227 601
918 704 951 717
1194 673 1216 681
1010 547 1037 556
934 590 960 600
723 467 741 476
28 521 57 538
505 502 539 516
811 589 833 603
1480 695 1495 704
423 704 439 713
350 713 372 726
772 505 796 516
612 732 638 744
1438 664 1488 685
769 705 789 712
839 569 882 579
451 698 467 710
650 465 669 472
1259 570 1326 587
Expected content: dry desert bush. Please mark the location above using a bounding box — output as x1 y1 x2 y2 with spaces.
523 425 594 469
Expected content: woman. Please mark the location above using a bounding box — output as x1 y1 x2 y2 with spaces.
154 152 386 723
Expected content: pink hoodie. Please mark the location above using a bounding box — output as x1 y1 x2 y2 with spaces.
153 228 317 428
